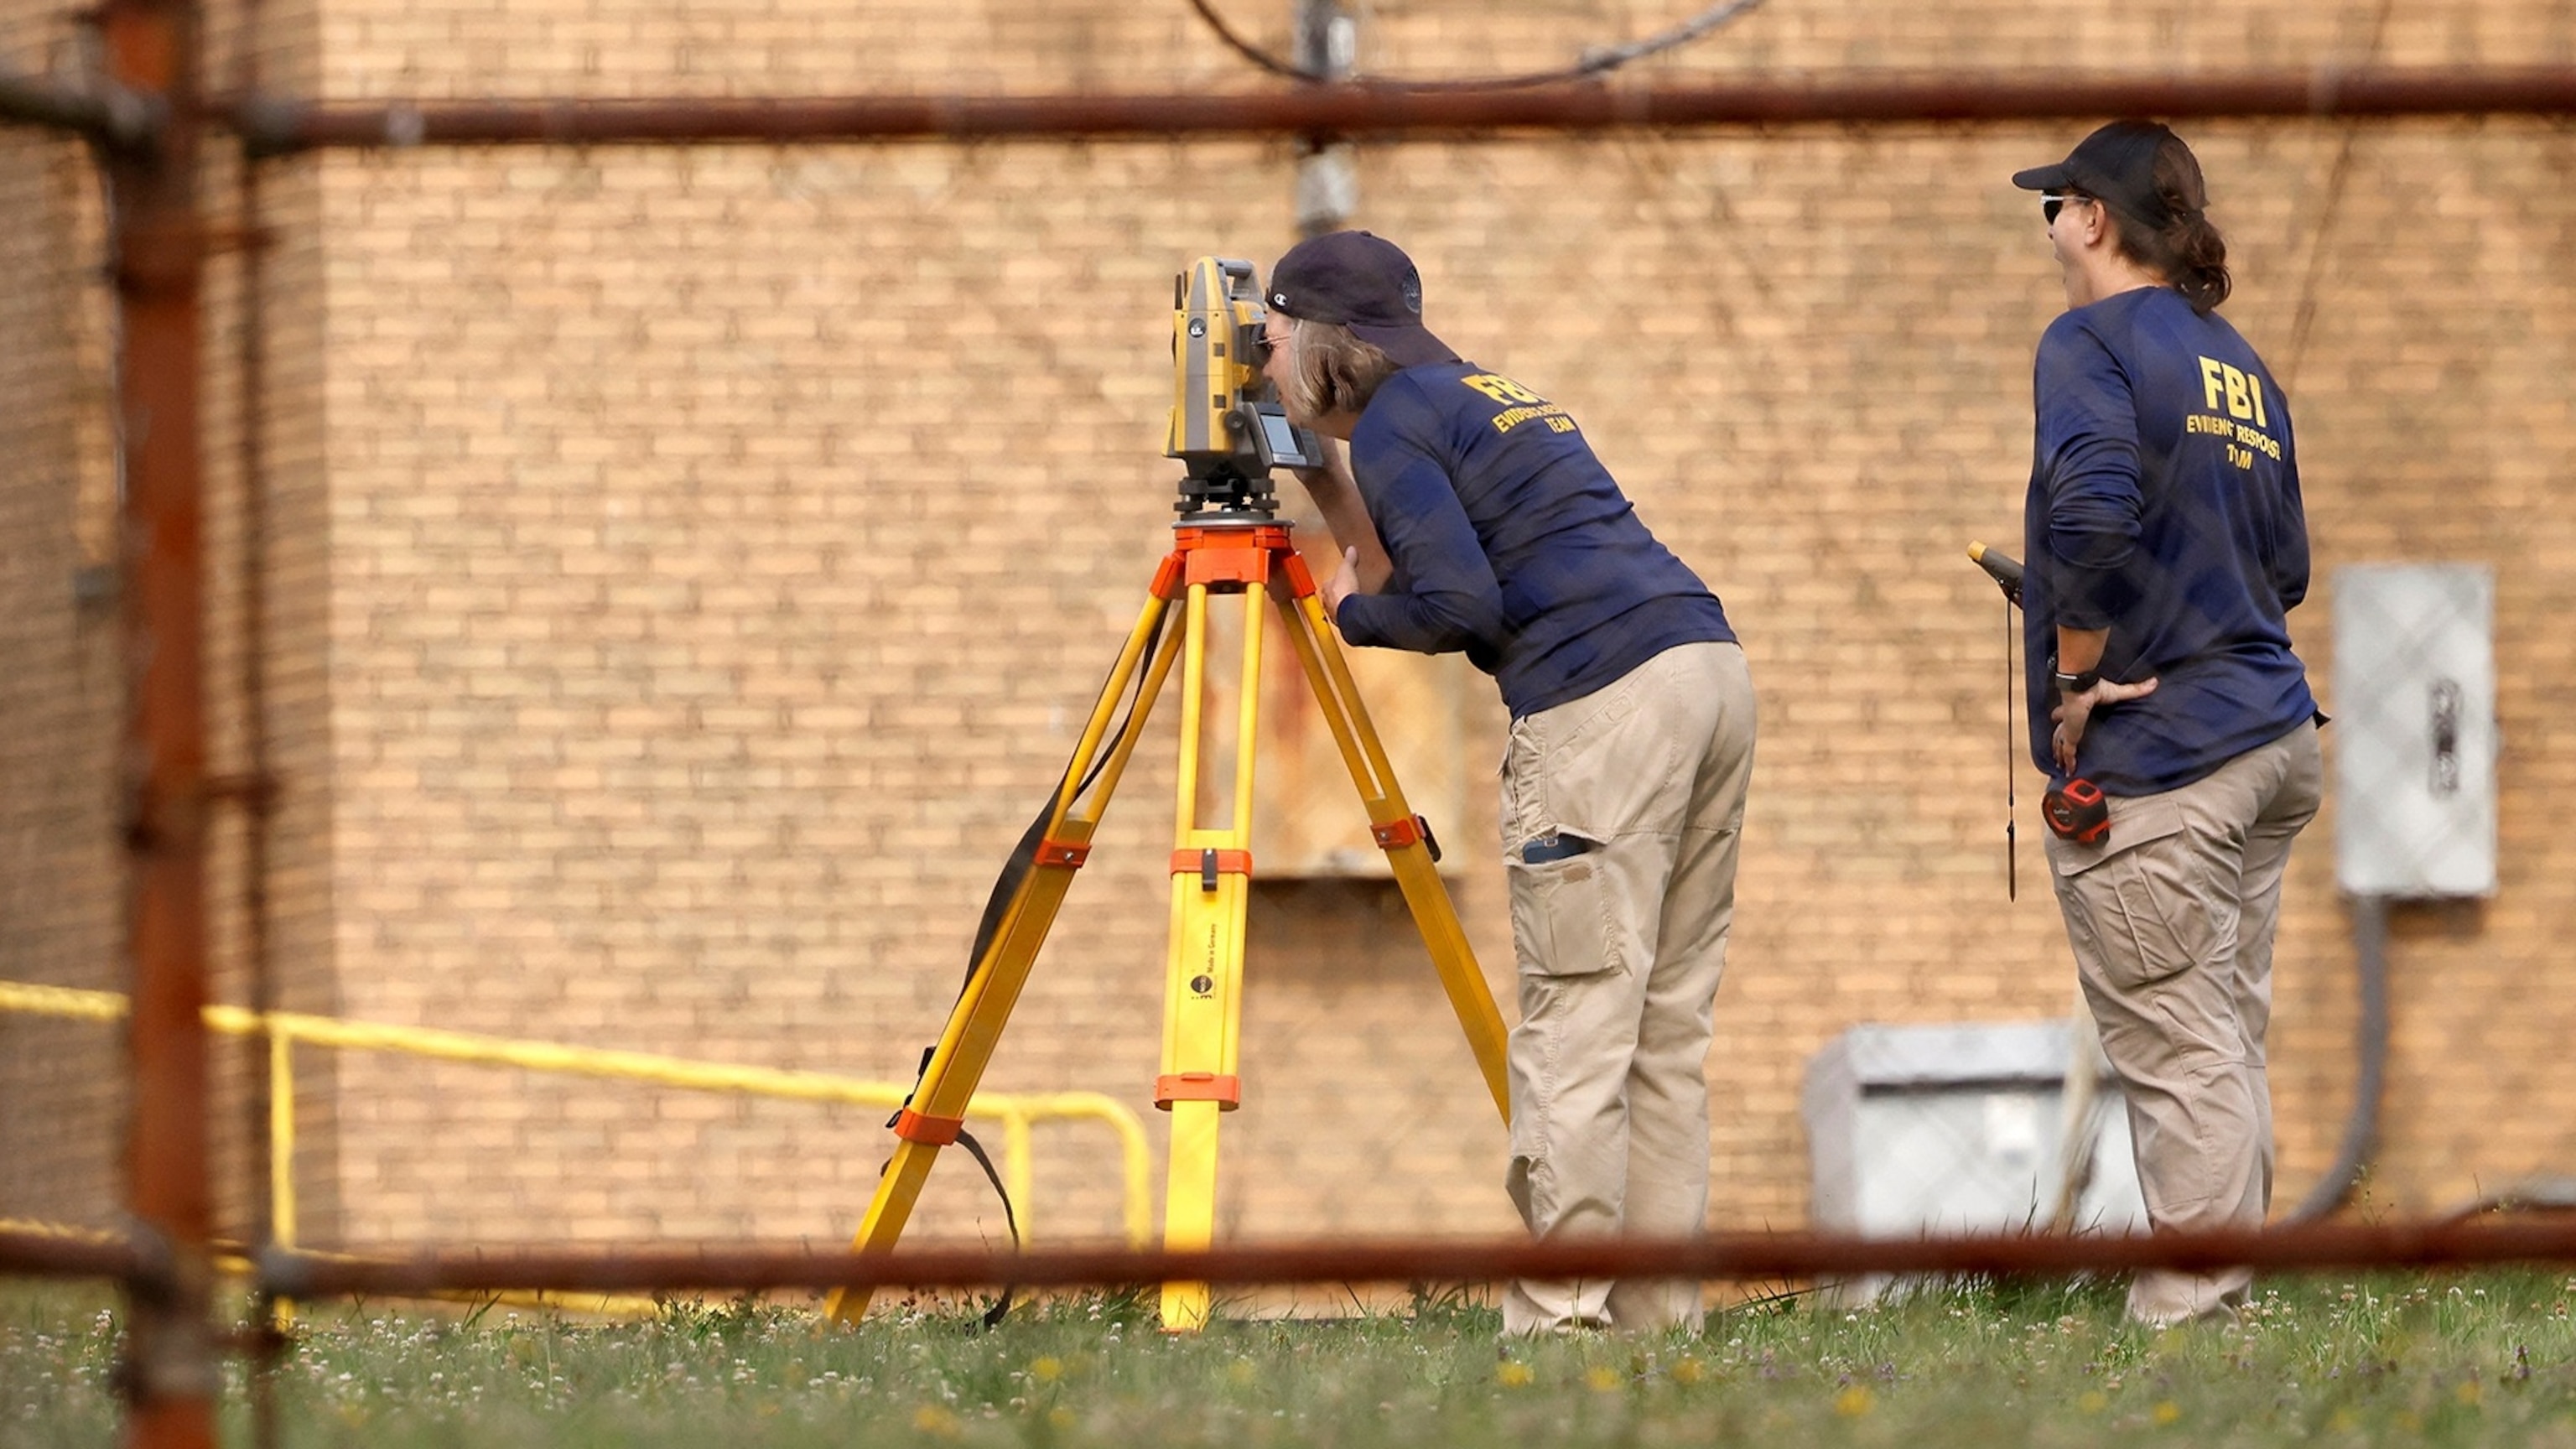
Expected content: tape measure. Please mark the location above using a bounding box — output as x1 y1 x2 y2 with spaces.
2041 777 2111 846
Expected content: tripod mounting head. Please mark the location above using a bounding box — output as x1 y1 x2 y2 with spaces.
1166 256 1326 520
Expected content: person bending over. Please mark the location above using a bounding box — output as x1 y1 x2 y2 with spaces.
1259 230 1755 1336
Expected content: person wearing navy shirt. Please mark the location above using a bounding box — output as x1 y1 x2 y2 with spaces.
1259 231 1754 1336
2014 122 2323 1328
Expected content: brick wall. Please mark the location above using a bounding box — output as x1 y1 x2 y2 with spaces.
0 0 334 1237
0 86 122 1227
8 0 2576 1258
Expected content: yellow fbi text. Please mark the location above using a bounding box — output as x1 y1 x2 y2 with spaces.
1462 372 1579 436
2193 356 2281 470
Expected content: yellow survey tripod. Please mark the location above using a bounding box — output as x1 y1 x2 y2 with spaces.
823 499 1512 1332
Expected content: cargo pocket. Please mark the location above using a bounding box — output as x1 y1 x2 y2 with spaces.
1508 836 1623 979
2054 797 2200 992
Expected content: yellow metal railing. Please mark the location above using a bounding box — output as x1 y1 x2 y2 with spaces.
0 979 1154 1271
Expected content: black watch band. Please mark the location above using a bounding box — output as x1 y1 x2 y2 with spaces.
2054 667 2101 697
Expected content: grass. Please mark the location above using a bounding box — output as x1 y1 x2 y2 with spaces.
10 1272 2576 1446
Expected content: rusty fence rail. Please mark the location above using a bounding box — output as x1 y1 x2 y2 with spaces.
239 1220 2576 1301
20 1218 2576 1301
230 66 2576 151
12 66 2576 151
0 1223 148 1284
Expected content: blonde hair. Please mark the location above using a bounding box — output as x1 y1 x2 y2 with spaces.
1280 317 1402 422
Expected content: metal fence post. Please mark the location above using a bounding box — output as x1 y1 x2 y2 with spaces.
96 0 216 1439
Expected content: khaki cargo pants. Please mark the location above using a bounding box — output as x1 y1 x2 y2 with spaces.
1498 640 1756 1336
2044 721 2322 1327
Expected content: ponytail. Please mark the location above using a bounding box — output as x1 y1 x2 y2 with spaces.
2106 133 2232 313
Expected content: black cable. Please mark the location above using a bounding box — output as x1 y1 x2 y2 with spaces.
1185 0 1770 92
2005 591 2017 902
2287 893 2389 1223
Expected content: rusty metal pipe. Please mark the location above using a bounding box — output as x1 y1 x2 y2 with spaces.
100 0 218 1436
228 66 2576 152
0 69 161 146
261 1218 2576 1301
0 1227 148 1283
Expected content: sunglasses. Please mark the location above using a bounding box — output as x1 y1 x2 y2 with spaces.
2043 192 2091 226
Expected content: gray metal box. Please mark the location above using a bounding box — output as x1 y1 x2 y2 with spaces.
1804 1021 2146 1301
2332 564 2497 899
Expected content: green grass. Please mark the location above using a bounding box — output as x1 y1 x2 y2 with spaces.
10 1273 2576 1446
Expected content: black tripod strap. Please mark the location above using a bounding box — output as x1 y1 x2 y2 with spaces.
877 803 1046 1332
953 1126 1019 1329
871 1105 1019 1330
968 802 1057 978
966 602 1168 973
881 606 1171 1329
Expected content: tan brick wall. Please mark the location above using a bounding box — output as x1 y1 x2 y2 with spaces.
0 104 122 1227
0 0 333 1237
8 0 2576 1258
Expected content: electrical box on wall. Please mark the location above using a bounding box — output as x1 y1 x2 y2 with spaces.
2333 564 2497 899
1804 1021 2146 1304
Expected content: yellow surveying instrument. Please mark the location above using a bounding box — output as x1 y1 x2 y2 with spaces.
823 257 1511 1332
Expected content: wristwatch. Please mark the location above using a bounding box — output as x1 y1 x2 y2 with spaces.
2053 667 2102 698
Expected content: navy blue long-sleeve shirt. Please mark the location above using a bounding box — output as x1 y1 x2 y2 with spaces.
2023 285 2317 795
1332 363 1734 719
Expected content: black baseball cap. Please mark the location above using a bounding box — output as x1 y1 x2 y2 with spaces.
2012 120 2182 227
1265 231 1459 368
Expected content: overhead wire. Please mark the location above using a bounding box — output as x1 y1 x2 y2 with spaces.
2277 0 2400 392
1185 0 1770 91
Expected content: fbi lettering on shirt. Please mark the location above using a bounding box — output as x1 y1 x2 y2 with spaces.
2186 355 2283 470
1461 373 1579 436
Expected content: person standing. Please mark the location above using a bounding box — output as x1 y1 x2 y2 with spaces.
2012 122 2323 1327
1255 230 1755 1335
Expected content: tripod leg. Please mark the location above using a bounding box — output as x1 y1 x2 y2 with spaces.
823 581 1187 1325
1269 574 1512 1123
1155 580 1259 1332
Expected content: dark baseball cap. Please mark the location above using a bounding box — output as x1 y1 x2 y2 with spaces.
1265 231 1459 368
2012 120 2182 227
